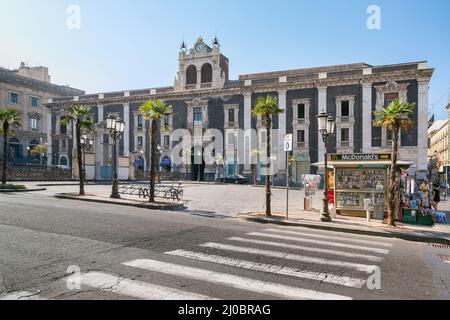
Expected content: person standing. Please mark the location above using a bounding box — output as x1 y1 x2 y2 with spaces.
431 182 441 211
419 179 431 208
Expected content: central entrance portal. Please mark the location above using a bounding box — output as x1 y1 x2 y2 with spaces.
191 147 205 181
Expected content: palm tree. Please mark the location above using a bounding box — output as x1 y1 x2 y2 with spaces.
140 99 172 202
0 109 21 185
30 143 48 166
251 95 284 217
374 99 415 227
61 105 93 196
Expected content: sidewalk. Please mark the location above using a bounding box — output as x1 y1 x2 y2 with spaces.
238 209 450 244
54 193 185 210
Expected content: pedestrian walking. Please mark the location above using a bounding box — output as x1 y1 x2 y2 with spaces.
431 182 441 211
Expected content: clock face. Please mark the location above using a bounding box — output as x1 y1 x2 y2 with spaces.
195 43 203 52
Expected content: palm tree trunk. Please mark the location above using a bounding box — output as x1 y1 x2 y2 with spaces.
387 125 399 227
265 117 272 217
149 119 157 202
1 121 8 185
76 121 84 196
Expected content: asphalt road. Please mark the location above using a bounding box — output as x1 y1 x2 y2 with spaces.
0 188 449 300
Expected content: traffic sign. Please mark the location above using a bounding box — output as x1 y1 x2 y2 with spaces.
284 134 293 152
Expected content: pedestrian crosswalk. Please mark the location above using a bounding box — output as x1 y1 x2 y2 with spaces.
2 226 394 300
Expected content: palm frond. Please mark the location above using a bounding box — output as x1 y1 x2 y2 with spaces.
140 99 173 120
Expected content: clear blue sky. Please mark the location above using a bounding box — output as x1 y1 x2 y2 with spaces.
1 0 449 119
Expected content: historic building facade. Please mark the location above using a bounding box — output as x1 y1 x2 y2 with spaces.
44 37 434 183
0 63 84 166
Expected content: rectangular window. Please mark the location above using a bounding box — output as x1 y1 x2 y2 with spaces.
297 104 305 119
61 139 67 151
103 134 110 144
227 132 235 145
137 136 143 147
60 124 67 134
164 135 170 147
10 93 18 104
297 130 305 147
384 93 399 107
341 101 350 117
137 115 143 128
31 97 39 108
31 118 38 130
228 109 235 123
164 114 170 127
341 128 350 147
193 107 203 124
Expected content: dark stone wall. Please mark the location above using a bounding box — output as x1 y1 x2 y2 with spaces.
286 88 319 165
251 91 279 130
372 83 382 148
326 84 363 153
400 80 418 146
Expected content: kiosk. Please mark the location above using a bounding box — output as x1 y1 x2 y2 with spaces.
321 153 412 218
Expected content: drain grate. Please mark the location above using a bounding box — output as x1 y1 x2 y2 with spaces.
429 243 450 249
439 254 450 263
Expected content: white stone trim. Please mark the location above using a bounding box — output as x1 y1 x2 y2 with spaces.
317 86 327 162
362 82 372 153
292 98 311 152
335 95 355 153
224 103 239 129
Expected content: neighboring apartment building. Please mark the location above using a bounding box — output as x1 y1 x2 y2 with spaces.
0 62 84 166
44 37 434 183
428 119 448 173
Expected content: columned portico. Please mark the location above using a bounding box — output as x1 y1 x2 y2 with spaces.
418 79 430 170
317 86 327 163
123 103 130 156
46 109 52 165
277 90 287 173
362 82 372 153
243 91 252 173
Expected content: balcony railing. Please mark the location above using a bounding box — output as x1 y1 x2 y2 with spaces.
297 118 306 124
341 116 350 122
340 141 350 147
297 142 306 148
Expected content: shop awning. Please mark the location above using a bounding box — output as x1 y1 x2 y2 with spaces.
311 160 413 168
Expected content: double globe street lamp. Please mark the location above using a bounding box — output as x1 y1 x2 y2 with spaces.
80 135 94 182
106 116 125 199
317 111 335 222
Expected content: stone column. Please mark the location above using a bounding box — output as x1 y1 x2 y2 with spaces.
123 103 130 156
278 90 287 172
46 109 52 165
317 86 327 163
362 82 372 153
95 105 104 180
418 79 430 170
243 91 252 173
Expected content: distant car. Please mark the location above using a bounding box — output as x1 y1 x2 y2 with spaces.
56 165 70 170
217 174 247 184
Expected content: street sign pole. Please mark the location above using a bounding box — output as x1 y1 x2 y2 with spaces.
284 134 293 220
286 150 289 220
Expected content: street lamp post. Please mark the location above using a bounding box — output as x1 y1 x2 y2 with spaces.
106 116 125 199
317 112 335 222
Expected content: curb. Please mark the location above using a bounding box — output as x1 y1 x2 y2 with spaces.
0 188 47 193
237 213 450 245
54 194 185 211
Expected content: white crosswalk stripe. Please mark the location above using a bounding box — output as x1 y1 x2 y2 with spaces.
227 237 384 262
247 232 390 254
80 272 217 300
165 249 366 288
0 291 45 300
123 258 352 300
199 242 377 272
263 228 393 247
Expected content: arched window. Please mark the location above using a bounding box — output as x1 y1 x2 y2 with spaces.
201 63 212 83
60 157 68 166
186 65 197 85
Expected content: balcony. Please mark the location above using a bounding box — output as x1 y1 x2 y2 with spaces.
340 141 350 147
297 141 306 148
341 116 349 123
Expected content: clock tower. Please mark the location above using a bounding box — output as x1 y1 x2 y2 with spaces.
174 36 229 91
